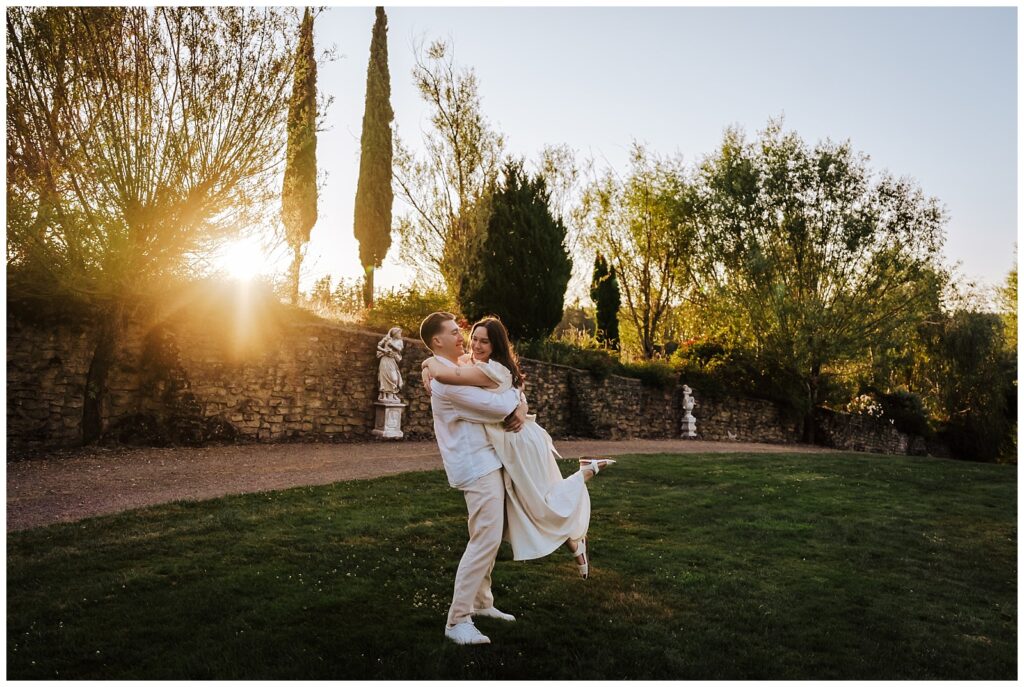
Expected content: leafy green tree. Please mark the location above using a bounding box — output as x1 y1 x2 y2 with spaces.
689 119 947 441
362 286 459 337
281 7 319 306
458 160 572 341
857 265 950 396
582 144 697 359
352 7 394 308
589 253 621 348
923 310 1015 461
392 39 505 295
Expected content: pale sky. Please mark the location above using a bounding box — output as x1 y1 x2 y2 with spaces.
264 5 1017 298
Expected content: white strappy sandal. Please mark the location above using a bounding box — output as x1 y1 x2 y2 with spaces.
579 457 617 476
570 537 589 579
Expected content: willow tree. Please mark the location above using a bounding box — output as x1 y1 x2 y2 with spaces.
281 7 319 305
7 7 295 442
690 118 947 441
392 39 505 294
352 6 394 308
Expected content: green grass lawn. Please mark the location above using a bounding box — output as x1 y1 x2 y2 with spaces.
6 452 1017 679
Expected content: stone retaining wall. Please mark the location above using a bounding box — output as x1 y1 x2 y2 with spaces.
814 407 915 456
695 395 804 444
7 310 930 456
7 318 94 448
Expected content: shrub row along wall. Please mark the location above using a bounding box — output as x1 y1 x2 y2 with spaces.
7 312 926 456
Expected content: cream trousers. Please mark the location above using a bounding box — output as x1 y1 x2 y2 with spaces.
446 467 505 628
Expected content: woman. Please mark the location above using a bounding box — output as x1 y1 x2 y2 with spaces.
422 316 615 579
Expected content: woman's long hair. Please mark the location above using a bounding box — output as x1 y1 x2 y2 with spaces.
471 316 525 389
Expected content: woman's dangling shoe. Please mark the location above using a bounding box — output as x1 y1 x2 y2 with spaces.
569 537 589 579
579 457 617 477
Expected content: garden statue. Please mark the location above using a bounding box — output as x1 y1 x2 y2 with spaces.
376 326 404 403
681 384 697 438
373 327 407 439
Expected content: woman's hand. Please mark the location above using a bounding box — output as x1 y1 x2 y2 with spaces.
420 357 446 395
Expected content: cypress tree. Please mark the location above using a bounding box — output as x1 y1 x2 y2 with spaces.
281 7 319 305
590 253 621 348
353 6 394 308
459 160 571 341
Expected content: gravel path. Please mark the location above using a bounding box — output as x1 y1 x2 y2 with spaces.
6 439 838 532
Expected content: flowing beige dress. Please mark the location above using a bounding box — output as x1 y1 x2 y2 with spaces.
474 360 590 561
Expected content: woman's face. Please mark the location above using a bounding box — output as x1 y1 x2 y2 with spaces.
470 326 493 362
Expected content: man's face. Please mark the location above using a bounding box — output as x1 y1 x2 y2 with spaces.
433 319 465 358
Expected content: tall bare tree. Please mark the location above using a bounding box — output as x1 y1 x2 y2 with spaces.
7 7 295 297
537 143 595 304
582 144 697 359
392 39 505 294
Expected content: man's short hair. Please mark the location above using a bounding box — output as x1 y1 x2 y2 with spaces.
419 311 457 350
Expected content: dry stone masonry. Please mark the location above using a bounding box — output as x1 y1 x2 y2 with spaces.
7 310 933 456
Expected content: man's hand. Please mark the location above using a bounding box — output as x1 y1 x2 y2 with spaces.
421 367 433 396
503 399 528 432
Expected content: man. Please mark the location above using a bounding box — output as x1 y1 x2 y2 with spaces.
419 312 527 646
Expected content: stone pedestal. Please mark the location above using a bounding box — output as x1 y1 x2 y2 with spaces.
681 410 697 438
373 401 407 439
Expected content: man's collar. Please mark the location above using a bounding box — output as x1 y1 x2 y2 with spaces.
433 354 457 368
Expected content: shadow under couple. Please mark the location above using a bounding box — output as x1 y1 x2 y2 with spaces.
419 312 616 646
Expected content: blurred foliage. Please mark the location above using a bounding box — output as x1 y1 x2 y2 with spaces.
996 259 1017 352
517 332 621 380
303 278 458 340
876 388 932 438
921 310 1016 462
361 286 459 338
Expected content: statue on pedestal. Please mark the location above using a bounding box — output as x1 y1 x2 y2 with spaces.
376 327 404 404
373 327 407 439
681 384 697 438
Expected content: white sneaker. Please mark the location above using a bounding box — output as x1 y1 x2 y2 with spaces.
472 606 516 622
444 620 491 645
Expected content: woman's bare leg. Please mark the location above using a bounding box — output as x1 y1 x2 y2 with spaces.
564 538 586 565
